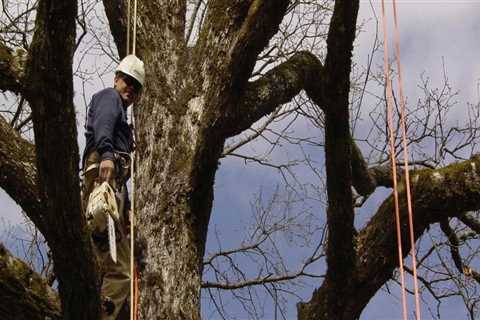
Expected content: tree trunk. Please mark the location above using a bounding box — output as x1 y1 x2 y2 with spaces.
136 89 223 318
2 0 480 319
24 1 101 318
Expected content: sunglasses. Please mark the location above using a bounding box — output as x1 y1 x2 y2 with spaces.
120 73 142 93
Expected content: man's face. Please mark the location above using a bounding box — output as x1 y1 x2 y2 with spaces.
114 73 142 106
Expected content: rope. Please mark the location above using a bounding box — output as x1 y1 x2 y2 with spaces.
126 0 130 55
380 2 408 318
130 129 136 320
381 1 421 319
391 0 422 318
133 0 138 56
126 0 139 318
134 268 140 318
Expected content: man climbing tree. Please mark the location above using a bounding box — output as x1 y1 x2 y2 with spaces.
1 1 480 320
82 54 144 319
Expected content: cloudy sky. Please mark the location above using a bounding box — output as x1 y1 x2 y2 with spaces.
206 1 480 319
1 1 480 319
360 2 479 318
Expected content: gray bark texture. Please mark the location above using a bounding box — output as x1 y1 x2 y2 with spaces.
0 0 479 319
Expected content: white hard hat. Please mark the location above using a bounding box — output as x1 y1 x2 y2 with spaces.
116 54 145 87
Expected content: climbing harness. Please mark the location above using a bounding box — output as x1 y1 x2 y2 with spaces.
381 1 421 319
126 0 140 318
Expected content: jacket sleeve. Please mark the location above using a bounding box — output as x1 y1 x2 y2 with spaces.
92 89 122 161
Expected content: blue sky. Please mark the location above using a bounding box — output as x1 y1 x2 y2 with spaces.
204 1 480 319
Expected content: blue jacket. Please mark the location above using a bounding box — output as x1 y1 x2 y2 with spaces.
83 88 133 164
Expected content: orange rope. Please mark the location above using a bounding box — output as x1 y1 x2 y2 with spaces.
380 1 408 319
391 0 422 318
134 267 140 319
381 1 422 319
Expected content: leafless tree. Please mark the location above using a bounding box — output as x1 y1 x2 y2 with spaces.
1 1 480 320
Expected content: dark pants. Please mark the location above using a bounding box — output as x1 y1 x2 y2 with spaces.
82 151 131 320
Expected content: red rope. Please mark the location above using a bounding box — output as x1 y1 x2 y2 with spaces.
134 267 140 319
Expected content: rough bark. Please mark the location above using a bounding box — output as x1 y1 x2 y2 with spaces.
1 0 480 319
0 40 26 94
102 0 128 58
351 141 377 196
298 155 480 319
128 1 292 318
315 1 360 318
23 0 100 318
0 115 45 232
224 51 321 138
0 243 60 320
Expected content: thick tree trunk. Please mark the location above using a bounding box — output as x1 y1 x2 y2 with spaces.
128 2 290 318
136 89 222 319
24 1 101 318
3 0 479 319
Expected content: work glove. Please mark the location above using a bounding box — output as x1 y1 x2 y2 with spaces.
99 159 115 182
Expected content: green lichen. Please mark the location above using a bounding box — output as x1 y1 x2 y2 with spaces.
0 244 61 319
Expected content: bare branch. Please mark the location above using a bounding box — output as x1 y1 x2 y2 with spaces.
222 51 322 139
203 268 324 290
439 218 464 274
0 39 27 94
459 212 480 234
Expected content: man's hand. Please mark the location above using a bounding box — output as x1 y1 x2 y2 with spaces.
99 159 115 182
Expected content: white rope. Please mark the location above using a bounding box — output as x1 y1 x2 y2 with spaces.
133 0 138 56
126 0 138 318
129 110 136 320
126 0 130 55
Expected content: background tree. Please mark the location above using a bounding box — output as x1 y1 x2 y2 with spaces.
1 0 480 319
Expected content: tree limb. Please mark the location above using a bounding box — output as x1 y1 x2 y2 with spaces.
222 50 321 139
0 243 60 320
351 141 377 196
458 212 480 234
313 1 360 318
102 0 129 58
0 39 26 94
196 0 290 101
439 218 464 274
300 154 480 319
0 115 44 233
24 0 101 318
221 49 381 199
202 270 324 290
